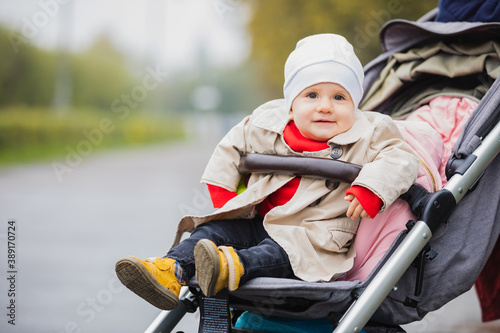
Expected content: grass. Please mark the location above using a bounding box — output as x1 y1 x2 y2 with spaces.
0 106 186 165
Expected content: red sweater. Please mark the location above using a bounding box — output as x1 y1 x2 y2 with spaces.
207 121 382 218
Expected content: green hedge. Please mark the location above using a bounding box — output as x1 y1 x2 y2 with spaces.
0 107 186 164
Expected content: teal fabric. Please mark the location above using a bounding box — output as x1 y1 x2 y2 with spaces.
234 311 366 333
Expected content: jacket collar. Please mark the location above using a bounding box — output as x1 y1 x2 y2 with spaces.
253 99 289 133
253 99 371 145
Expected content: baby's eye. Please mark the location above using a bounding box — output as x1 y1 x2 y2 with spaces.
306 92 318 99
334 95 345 101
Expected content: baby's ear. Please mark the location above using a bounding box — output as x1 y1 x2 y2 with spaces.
288 109 294 120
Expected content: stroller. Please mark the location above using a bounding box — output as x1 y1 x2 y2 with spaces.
144 9 500 333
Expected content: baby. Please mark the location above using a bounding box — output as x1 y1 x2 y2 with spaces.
115 34 419 311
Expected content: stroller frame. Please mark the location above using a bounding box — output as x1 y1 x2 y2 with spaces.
334 119 500 333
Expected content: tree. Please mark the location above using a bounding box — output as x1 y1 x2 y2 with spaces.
71 35 132 109
0 26 56 107
0 26 133 111
246 0 437 99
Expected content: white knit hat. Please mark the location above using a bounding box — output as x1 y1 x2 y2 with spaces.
284 34 364 112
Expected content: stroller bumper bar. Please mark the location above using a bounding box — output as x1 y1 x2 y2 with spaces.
239 153 362 184
239 153 454 234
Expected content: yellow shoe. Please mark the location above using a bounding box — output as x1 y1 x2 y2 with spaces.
194 239 244 297
115 256 183 310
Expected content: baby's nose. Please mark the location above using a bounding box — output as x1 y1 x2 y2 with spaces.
317 98 333 112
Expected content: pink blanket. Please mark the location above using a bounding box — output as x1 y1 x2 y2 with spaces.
344 96 476 281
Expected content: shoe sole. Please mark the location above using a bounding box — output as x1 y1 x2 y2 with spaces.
115 257 179 310
220 246 238 291
194 239 220 297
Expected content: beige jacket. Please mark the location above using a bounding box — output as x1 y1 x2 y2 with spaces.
176 99 419 282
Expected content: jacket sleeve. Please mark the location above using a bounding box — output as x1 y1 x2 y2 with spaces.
200 115 251 192
345 185 383 218
352 116 419 212
207 184 237 208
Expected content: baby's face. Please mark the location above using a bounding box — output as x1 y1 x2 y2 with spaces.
290 82 355 142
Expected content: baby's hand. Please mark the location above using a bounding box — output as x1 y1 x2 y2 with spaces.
344 194 371 220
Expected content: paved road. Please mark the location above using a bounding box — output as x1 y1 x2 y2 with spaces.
0 139 487 333
0 139 216 333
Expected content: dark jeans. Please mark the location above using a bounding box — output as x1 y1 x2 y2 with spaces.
166 215 295 284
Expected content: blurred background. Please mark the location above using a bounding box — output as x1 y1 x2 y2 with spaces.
0 0 438 165
6 1 490 333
